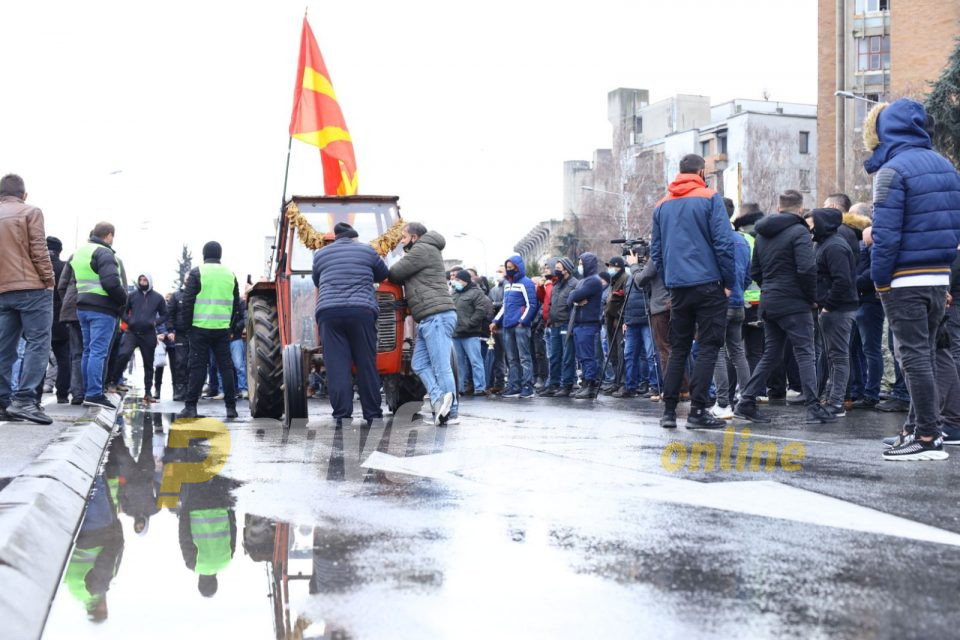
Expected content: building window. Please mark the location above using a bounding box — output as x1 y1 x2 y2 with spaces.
799 131 810 155
717 133 728 156
855 0 889 13
857 35 890 72
700 140 711 157
799 169 811 193
635 116 643 134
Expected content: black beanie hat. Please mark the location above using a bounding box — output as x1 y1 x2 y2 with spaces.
334 222 359 239
46 236 63 253
733 211 764 231
454 269 472 284
202 241 222 260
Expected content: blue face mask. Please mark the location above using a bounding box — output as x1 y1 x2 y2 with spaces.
607 267 617 277
453 281 464 292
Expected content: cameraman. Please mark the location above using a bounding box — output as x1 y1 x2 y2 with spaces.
618 246 657 398
601 256 628 395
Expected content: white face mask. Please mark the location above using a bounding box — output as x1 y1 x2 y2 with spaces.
577 265 584 277
494 273 504 283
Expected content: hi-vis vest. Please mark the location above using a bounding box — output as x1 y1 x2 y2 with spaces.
64 545 104 607
190 508 232 575
739 231 761 305
193 264 234 330
70 243 118 298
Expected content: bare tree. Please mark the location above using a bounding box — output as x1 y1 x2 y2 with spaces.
743 123 797 213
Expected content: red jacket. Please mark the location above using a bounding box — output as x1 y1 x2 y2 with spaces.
538 280 553 325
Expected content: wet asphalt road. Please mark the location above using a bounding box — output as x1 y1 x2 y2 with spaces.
43 393 960 640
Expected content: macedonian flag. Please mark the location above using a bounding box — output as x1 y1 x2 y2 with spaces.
289 17 358 196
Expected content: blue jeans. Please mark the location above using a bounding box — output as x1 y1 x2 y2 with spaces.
502 325 533 391
847 321 866 400
77 308 116 399
857 302 884 400
547 326 576 387
573 324 600 382
624 323 656 390
412 310 457 404
230 339 247 392
454 336 486 393
11 338 26 391
0 290 53 404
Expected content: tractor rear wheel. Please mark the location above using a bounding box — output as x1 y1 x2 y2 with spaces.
383 373 426 415
246 296 283 419
282 344 308 428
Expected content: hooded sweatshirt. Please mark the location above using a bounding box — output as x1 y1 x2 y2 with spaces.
569 252 603 325
751 213 817 319
493 254 538 329
548 257 579 327
813 209 858 312
124 273 168 334
864 99 960 291
650 173 736 290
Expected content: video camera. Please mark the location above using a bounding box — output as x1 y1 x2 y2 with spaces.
611 237 650 262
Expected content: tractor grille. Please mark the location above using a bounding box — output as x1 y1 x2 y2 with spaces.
376 292 397 352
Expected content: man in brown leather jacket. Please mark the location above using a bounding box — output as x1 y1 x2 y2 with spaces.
0 174 55 424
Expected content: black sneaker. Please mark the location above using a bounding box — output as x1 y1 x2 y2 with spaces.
573 382 597 400
825 404 846 418
883 436 948 461
83 395 116 410
660 411 678 429
70 396 84 405
686 408 727 430
612 387 638 398
883 431 914 448
645 387 660 398
555 386 574 398
851 397 879 410
539 386 560 397
637 382 650 395
178 405 198 420
805 403 838 424
0 406 23 422
734 401 771 424
501 387 521 399
942 424 960 446
225 405 239 419
876 398 910 413
6 401 54 425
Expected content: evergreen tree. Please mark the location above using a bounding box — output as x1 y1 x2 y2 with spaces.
926 36 960 168
175 244 192 289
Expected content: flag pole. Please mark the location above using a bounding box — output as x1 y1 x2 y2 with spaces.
280 135 293 209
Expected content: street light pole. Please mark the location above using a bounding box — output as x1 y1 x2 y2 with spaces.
834 90 882 105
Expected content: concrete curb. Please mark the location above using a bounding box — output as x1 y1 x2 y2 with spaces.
0 394 123 640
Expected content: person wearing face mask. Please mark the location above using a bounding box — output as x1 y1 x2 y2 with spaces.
113 272 168 404
542 258 579 397
485 267 507 393
601 256 628 395
568 253 604 398
491 255 539 398
452 270 489 396
389 222 458 425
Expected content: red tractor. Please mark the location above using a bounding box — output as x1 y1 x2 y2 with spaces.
245 195 431 426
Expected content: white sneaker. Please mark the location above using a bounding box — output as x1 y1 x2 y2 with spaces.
786 389 802 399
434 392 454 426
710 403 734 420
757 395 769 404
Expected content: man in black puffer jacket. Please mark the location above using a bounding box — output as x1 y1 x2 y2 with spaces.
542 257 578 397
313 222 390 425
735 190 835 425
812 208 858 416
114 272 168 403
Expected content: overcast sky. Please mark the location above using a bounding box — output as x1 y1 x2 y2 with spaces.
1 0 816 288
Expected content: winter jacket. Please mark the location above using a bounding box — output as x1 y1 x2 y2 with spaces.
388 231 455 322
73 237 128 317
0 195 55 294
604 268 628 321
182 259 242 330
569 253 603 325
312 236 390 317
539 280 553 325
50 250 69 341
728 232 753 308
650 174 736 290
548 266 579 326
123 273 168 335
813 209 858 312
864 99 960 290
624 265 649 325
856 245 880 305
166 289 190 333
453 282 488 337
489 281 505 314
493 254 538 329
637 260 670 315
56 257 79 323
751 213 817 319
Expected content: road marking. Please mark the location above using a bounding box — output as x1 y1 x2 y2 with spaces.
729 431 833 446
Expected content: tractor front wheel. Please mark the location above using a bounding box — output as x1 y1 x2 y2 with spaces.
282 344 308 428
246 296 283 419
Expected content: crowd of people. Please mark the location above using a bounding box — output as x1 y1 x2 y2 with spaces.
0 172 247 425
3 98 960 463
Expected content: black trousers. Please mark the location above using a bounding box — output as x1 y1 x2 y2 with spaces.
662 282 727 411
318 311 382 421
604 316 625 386
172 333 190 398
51 338 71 399
742 311 818 405
67 321 85 400
116 331 157 394
185 328 235 407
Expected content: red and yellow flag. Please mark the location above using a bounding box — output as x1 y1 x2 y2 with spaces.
289 17 358 196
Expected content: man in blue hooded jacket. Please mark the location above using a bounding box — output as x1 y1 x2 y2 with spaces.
863 99 960 461
491 254 538 398
568 253 604 399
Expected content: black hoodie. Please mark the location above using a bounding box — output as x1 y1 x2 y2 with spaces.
751 213 817 319
812 209 858 312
